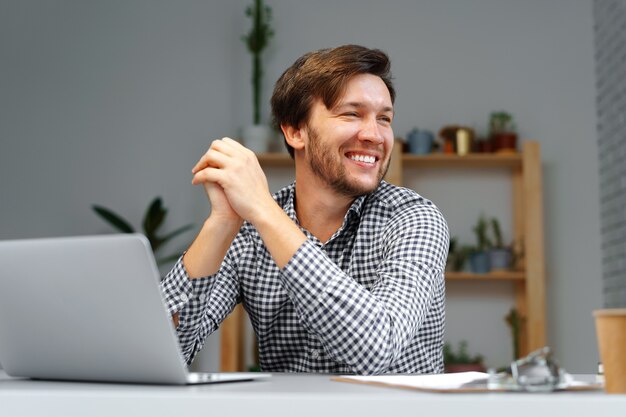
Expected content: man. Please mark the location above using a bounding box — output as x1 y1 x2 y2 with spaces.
161 45 448 375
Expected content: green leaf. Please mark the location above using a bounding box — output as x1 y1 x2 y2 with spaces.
93 197 193 264
151 223 194 253
159 224 194 245
143 197 166 239
92 205 135 233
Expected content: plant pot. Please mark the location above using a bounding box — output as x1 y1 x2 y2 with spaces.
489 248 512 271
445 363 487 373
493 132 517 153
476 138 494 153
242 124 273 154
469 251 491 274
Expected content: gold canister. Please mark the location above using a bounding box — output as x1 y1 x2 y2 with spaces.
456 128 471 156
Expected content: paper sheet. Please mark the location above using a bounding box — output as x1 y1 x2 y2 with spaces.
332 372 602 393
334 372 491 392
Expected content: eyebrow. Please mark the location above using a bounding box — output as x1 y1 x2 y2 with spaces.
334 102 394 113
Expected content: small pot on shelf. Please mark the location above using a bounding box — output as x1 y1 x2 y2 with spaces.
489 111 518 153
493 132 518 153
406 128 434 155
443 341 486 373
242 124 273 154
469 251 491 274
489 248 512 271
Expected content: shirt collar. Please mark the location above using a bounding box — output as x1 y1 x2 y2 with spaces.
284 183 299 224
284 182 372 233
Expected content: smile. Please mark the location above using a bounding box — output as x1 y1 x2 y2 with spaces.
348 153 377 164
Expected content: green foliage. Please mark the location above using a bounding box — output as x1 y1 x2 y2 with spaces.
472 214 493 252
448 236 458 254
489 111 516 135
447 237 469 271
242 0 274 125
92 197 194 266
243 0 274 54
490 217 504 248
443 340 484 365
505 308 524 360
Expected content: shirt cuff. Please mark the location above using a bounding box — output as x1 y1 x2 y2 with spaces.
159 256 216 317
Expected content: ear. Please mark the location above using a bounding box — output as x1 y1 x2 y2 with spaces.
281 124 306 152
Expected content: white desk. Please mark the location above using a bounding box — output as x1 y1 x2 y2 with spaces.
1 371 624 417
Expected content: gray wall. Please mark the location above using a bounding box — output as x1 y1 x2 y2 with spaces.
594 0 626 307
1 0 602 372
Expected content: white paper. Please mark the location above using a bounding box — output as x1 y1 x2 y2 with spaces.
341 371 489 390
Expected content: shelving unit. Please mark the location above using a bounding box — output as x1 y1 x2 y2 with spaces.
219 141 546 371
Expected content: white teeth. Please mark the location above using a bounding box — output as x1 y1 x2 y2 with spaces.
350 154 375 163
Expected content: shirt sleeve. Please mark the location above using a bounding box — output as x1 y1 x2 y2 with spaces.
278 201 449 375
159 248 241 365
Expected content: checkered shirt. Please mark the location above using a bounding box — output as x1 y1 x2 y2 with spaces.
160 181 448 375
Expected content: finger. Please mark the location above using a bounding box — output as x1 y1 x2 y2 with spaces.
191 147 229 174
212 137 248 156
220 137 242 147
221 139 261 166
191 166 224 185
191 137 245 174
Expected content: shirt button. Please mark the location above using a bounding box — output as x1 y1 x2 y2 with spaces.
180 293 189 303
198 293 206 302
310 349 320 359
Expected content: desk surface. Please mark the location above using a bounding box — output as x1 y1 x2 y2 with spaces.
1 371 624 417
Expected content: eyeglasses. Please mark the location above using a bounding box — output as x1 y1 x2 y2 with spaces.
486 347 566 392
509 346 564 391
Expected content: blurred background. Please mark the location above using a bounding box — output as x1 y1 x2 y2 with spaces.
2 0 622 374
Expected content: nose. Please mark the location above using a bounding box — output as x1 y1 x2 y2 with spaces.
357 115 385 144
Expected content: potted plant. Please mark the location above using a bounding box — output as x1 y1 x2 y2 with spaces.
489 111 518 153
488 217 513 271
468 214 492 274
443 340 486 373
241 0 275 154
92 197 194 267
505 307 525 360
446 237 464 272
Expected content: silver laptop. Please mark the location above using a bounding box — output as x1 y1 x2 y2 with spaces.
0 233 270 385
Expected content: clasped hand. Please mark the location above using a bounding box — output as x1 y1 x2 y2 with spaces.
191 138 273 224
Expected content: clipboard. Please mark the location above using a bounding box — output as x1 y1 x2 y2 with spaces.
332 371 603 393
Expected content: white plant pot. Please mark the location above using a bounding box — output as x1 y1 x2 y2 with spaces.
242 124 272 154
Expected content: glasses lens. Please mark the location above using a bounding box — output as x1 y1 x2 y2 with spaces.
511 347 561 391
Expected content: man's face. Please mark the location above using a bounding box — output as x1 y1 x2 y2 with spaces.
303 73 394 197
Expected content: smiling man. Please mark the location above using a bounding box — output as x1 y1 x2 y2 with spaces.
160 45 449 375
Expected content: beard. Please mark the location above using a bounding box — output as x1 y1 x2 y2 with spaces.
305 125 389 198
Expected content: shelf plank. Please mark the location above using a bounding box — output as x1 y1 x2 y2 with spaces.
257 152 522 169
402 152 522 169
445 271 525 281
256 153 293 166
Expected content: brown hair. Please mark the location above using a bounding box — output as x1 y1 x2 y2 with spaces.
270 45 395 157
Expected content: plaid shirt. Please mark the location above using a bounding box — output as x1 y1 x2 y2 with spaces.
160 181 448 375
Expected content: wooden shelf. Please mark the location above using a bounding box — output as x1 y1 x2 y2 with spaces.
222 141 546 370
257 152 522 169
257 153 293 166
402 152 522 169
446 271 526 281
